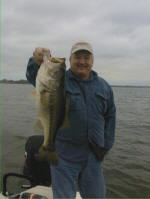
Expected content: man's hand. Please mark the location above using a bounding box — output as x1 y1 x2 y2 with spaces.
33 47 51 66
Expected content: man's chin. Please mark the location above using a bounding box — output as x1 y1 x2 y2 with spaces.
77 69 87 74
76 71 89 80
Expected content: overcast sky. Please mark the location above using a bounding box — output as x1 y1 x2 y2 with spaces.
2 0 150 85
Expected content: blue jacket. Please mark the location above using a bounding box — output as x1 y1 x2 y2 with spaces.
26 58 116 161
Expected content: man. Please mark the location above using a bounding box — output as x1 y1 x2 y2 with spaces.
26 42 116 198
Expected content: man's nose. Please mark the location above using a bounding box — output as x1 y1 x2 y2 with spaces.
79 58 86 64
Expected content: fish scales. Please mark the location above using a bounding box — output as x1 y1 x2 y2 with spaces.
35 51 66 164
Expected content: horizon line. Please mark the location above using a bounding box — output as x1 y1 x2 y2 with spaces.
0 79 150 87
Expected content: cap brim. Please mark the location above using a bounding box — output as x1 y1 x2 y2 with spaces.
71 45 93 54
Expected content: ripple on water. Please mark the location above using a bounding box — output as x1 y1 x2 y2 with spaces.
105 167 150 198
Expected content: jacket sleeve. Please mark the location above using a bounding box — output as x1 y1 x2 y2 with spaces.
104 87 116 151
26 57 40 87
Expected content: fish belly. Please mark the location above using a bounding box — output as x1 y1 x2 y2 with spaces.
36 87 65 164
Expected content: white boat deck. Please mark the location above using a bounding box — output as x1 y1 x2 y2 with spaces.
22 186 82 198
1 185 82 199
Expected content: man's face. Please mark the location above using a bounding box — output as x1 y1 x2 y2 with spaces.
70 50 94 80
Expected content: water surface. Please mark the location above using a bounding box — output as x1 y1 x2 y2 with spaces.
1 84 150 198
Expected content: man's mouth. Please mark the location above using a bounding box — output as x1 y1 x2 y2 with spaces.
77 65 87 68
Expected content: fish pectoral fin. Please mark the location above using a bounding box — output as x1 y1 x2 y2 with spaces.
34 119 43 130
29 89 37 100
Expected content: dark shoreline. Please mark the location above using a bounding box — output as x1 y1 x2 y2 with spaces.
111 85 150 88
0 80 29 84
0 80 150 88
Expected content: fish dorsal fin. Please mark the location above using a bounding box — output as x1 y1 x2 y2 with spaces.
59 96 70 129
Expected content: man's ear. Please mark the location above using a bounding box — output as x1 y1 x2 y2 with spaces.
69 55 72 62
92 55 94 64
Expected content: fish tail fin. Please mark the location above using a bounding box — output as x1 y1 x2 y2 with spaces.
35 145 58 165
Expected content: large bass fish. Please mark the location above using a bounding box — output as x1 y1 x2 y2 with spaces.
34 50 68 164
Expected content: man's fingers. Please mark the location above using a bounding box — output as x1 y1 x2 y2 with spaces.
42 48 51 56
33 47 51 66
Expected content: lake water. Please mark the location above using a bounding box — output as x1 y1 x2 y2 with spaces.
1 84 150 198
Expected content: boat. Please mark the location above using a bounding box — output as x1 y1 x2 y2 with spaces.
0 173 81 199
1 135 81 198
1 172 81 199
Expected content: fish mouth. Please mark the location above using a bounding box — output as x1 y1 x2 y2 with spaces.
48 57 66 70
50 57 66 64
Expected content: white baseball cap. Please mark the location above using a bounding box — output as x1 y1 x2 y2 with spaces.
71 42 93 55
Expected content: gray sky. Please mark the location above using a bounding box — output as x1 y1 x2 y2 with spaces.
2 0 150 85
